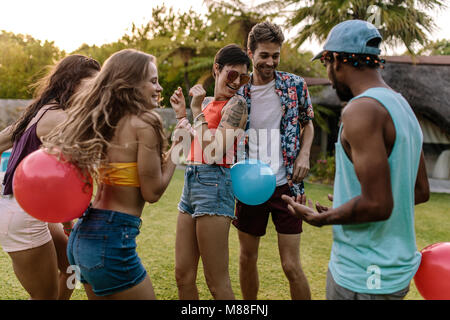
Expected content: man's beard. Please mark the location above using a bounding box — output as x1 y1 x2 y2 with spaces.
330 68 353 102
255 63 275 80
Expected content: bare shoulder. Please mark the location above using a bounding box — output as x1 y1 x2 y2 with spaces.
129 112 161 147
342 97 389 141
229 94 247 105
222 95 247 113
130 112 161 130
219 95 248 129
342 97 387 125
40 106 67 125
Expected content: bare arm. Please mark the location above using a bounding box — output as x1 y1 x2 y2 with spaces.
283 99 394 226
135 115 180 203
199 95 247 164
292 120 314 183
414 150 430 205
36 107 68 140
188 84 248 164
0 125 14 155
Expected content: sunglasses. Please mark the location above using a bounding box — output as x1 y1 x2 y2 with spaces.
215 63 250 87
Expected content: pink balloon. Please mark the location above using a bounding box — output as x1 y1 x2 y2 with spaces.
13 149 93 223
414 242 450 300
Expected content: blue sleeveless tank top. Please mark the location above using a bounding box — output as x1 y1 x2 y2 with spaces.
329 87 423 294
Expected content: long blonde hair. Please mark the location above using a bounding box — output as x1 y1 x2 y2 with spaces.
44 49 167 183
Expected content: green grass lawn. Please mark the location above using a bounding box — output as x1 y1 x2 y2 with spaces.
1 168 449 300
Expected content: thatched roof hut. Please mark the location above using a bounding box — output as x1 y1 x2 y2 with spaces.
310 56 450 134
381 56 450 135
309 56 450 184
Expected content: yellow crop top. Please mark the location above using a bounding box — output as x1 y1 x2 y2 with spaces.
99 162 140 187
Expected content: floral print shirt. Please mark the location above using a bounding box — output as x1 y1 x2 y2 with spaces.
238 70 314 196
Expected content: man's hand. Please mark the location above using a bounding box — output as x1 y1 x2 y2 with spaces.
292 153 310 183
189 84 206 115
169 87 187 119
281 194 331 227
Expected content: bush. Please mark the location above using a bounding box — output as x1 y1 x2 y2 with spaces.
309 152 335 185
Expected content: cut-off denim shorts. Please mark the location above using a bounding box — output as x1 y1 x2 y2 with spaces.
178 164 236 219
67 207 146 297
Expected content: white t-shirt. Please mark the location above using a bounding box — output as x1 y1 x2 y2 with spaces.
248 79 287 186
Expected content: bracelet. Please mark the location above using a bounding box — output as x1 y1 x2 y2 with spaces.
176 116 187 124
176 114 187 120
193 121 208 129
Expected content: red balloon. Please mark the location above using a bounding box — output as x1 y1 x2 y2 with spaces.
414 242 450 300
13 149 93 223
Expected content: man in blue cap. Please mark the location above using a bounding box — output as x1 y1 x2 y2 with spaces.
282 19 430 300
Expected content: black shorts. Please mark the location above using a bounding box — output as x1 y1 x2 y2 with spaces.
232 184 303 237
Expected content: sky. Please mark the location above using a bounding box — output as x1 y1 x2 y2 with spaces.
1 0 449 55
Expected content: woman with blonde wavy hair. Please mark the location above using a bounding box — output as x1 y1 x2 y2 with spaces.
44 49 188 300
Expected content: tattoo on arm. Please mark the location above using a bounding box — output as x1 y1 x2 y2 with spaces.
201 97 213 111
219 98 247 128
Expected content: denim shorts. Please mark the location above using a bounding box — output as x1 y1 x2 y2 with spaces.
178 164 236 219
67 207 147 297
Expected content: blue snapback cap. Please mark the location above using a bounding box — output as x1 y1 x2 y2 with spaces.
312 19 382 61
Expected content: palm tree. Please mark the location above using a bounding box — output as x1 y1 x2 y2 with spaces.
263 0 446 54
204 0 278 49
418 38 450 55
121 5 224 98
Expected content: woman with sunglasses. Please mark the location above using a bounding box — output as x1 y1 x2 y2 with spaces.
171 44 250 300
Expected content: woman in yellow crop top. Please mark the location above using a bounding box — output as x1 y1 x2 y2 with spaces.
44 49 189 300
98 162 140 187
172 44 250 300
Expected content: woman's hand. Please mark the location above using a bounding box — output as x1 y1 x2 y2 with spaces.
189 84 206 116
172 117 194 145
170 87 187 119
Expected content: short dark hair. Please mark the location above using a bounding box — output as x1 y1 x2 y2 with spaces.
320 51 385 69
247 22 285 53
214 44 251 73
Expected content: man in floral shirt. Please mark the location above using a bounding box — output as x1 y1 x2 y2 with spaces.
232 22 314 300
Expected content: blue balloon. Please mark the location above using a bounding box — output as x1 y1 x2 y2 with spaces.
230 159 276 205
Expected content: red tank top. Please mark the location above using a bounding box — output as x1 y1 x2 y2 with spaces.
187 100 236 168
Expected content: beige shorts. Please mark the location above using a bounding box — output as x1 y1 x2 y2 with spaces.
0 196 52 253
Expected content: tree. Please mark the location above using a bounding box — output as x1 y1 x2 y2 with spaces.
205 0 278 49
418 39 450 55
264 0 446 54
0 31 63 99
122 5 224 94
73 42 127 65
